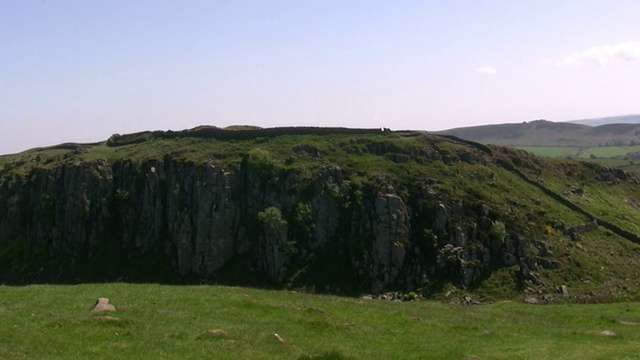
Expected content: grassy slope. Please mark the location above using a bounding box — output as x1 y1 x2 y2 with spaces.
1 283 639 360
471 227 640 301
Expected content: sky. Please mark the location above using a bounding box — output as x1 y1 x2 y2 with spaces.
1 0 640 155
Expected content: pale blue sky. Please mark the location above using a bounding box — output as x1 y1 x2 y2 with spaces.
1 1 639 154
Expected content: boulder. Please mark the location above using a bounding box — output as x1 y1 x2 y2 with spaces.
92 297 116 313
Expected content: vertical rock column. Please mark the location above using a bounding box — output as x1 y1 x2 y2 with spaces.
371 192 410 293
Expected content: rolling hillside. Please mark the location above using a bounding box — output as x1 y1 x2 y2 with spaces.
570 114 640 126
435 120 640 147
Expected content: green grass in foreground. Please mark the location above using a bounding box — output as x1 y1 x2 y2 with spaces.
1 284 639 360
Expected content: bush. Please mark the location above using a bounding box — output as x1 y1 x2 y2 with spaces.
488 221 506 249
257 207 287 231
293 202 314 232
437 244 463 267
402 291 417 301
421 229 438 251
248 148 284 182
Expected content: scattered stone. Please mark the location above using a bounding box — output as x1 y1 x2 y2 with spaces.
462 296 481 305
619 321 640 326
599 330 616 336
361 295 374 300
524 297 539 304
273 333 285 343
305 306 325 313
283 303 301 310
379 292 398 301
554 285 569 295
96 316 120 322
92 298 116 313
207 329 227 336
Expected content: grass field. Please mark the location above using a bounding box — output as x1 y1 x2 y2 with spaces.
1 284 639 360
517 146 581 158
515 146 640 172
517 145 640 160
579 146 640 159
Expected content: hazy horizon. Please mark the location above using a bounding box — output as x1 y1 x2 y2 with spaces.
2 1 640 155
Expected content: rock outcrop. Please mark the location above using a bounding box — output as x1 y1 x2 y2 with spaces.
0 153 544 294
3 129 634 295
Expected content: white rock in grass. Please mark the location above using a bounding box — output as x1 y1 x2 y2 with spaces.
92 298 116 313
207 329 227 336
274 333 285 343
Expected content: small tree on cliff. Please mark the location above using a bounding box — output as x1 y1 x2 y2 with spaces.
257 207 290 282
258 207 287 233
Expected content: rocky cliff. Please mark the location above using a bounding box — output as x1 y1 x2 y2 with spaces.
1 128 640 298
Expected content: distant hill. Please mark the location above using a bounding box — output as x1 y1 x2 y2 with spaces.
435 119 640 147
569 114 640 126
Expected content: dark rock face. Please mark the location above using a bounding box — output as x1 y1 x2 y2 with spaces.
0 156 539 294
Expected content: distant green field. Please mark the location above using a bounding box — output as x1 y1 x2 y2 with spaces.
1 283 640 360
518 146 580 158
579 145 640 159
518 145 640 162
516 147 640 172
591 158 640 170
